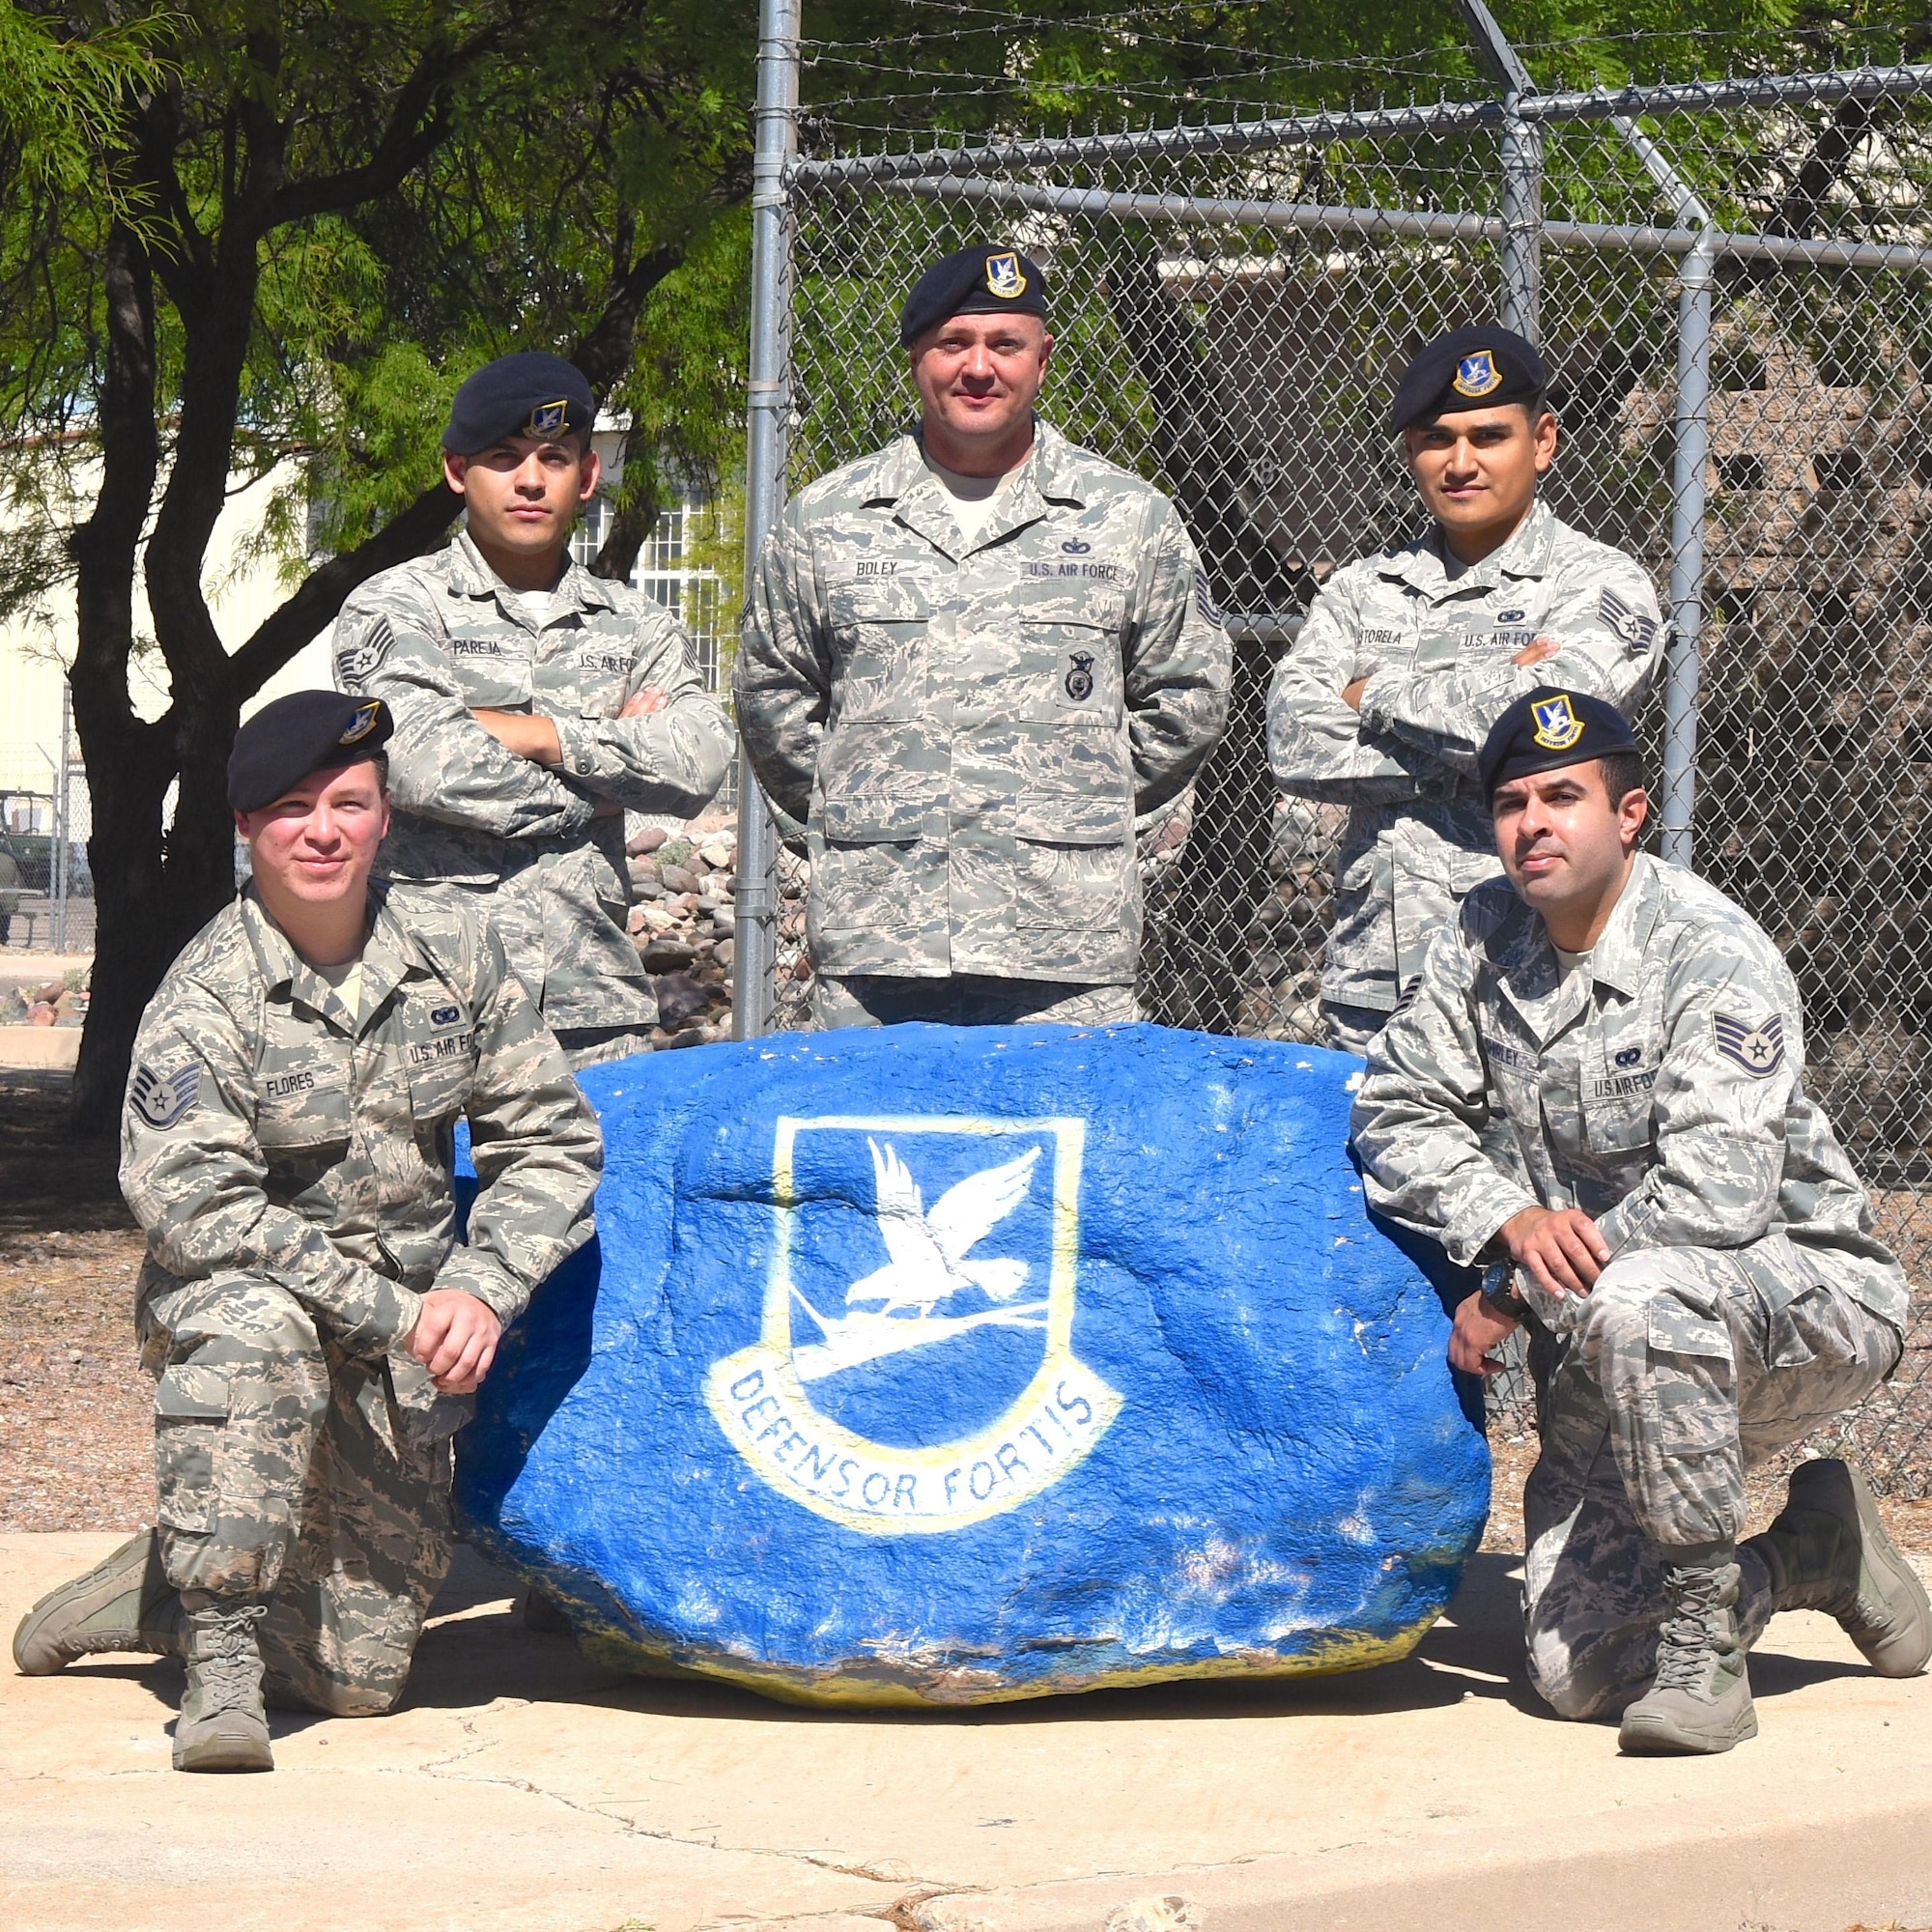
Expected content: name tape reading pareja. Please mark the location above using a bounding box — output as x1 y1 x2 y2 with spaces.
705 1114 1123 1534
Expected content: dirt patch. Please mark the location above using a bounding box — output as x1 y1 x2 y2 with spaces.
0 1075 151 1534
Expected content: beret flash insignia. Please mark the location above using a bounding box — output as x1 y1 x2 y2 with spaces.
130 1063 201 1129
1451 349 1503 398
526 398 569 438
984 252 1026 299
338 700 383 746
1530 692 1586 752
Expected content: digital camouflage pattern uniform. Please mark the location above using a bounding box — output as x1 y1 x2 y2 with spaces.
1350 855 1908 1719
1268 500 1665 1044
331 531 731 1059
122 882 601 1715
736 421 1231 1022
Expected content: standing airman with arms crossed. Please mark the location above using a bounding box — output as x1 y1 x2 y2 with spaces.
1350 686 1928 1752
14 694 603 1770
1270 326 1664 1052
331 353 732 1065
737 244 1231 1028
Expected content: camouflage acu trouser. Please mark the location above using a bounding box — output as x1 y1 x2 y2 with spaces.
813 973 1138 1031
1516 1233 1900 1720
140 1271 457 1718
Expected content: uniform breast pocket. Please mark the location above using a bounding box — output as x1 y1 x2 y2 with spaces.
255 1073 352 1207
826 575 934 698
1017 617 1123 721
445 636 532 709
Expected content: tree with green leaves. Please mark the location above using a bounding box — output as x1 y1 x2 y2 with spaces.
0 1 760 1130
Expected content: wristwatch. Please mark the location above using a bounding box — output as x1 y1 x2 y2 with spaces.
1482 1261 1531 1321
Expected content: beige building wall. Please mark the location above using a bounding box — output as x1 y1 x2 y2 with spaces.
0 463 332 806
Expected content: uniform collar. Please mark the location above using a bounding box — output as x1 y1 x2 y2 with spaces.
1378 497 1558 600
866 417 1089 558
447 530 620 616
238 882 431 1037
1492 848 1658 1038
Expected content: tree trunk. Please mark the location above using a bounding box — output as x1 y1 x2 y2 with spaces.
67 224 175 1136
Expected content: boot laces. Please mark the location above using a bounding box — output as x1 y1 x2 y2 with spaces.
193 1604 267 1709
1652 1567 1734 1691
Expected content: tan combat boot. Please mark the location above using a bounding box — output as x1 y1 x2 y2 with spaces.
12 1527 185 1674
173 1594 273 1773
1745 1459 1931 1678
1620 1550 1757 1755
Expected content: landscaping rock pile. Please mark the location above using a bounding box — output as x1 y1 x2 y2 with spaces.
625 812 738 1048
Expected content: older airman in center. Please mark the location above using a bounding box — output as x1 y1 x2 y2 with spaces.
736 243 1232 1029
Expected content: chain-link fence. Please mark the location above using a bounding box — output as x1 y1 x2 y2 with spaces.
1 689 94 962
733 12 1932 1493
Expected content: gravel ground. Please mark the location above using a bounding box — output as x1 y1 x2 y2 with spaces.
5 1069 1931 1558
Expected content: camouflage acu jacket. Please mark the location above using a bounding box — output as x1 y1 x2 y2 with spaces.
330 532 731 1031
1349 854 1908 1330
1268 500 1664 1012
736 420 1231 983
121 882 603 1360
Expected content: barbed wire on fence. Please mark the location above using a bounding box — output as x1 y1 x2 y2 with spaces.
735 14 1932 1493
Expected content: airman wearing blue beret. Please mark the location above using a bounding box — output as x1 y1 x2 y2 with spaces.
1267 324 1666 1053
327 351 731 1065
736 242 1231 1028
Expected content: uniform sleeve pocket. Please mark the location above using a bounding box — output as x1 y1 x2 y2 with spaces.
155 1364 232 1533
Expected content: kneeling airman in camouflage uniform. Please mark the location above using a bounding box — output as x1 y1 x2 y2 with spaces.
1269 327 1664 1053
13 694 601 1771
737 244 1231 1029
1350 686 1927 1753
331 353 731 1065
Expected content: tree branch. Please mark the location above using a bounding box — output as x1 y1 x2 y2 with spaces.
268 32 499 227
228 480 460 697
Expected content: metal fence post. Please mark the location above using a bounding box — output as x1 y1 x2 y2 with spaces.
732 0 801 1041
1616 114 1715 870
1458 0 1541 340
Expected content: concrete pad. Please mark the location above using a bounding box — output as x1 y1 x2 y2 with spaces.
0 1024 80 1070
4 1532 1929 1932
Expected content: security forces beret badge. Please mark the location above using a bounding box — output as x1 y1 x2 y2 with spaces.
1452 350 1503 398
1530 693 1586 752
985 252 1026 299
339 700 384 746
131 1063 201 1129
526 398 569 438
1713 1012 1785 1076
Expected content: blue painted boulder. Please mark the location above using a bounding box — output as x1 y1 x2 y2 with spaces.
458 1022 1488 1706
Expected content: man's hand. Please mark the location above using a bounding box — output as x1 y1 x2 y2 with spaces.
472 709 563 766
1512 635 1561 669
1449 1289 1521 1376
619 687 668 718
1341 674 1371 712
1499 1204 1610 1299
407 1289 502 1395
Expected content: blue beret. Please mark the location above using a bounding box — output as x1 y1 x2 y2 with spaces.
1390 325 1547 433
899 244 1047 349
1479 686 1639 798
229 692 393 814
443 352 595 454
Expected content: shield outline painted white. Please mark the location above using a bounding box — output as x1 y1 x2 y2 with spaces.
704 1113 1122 1535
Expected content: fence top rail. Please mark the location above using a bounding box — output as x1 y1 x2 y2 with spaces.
790 60 1932 189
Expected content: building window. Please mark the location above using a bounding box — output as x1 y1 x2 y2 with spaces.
571 492 726 692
